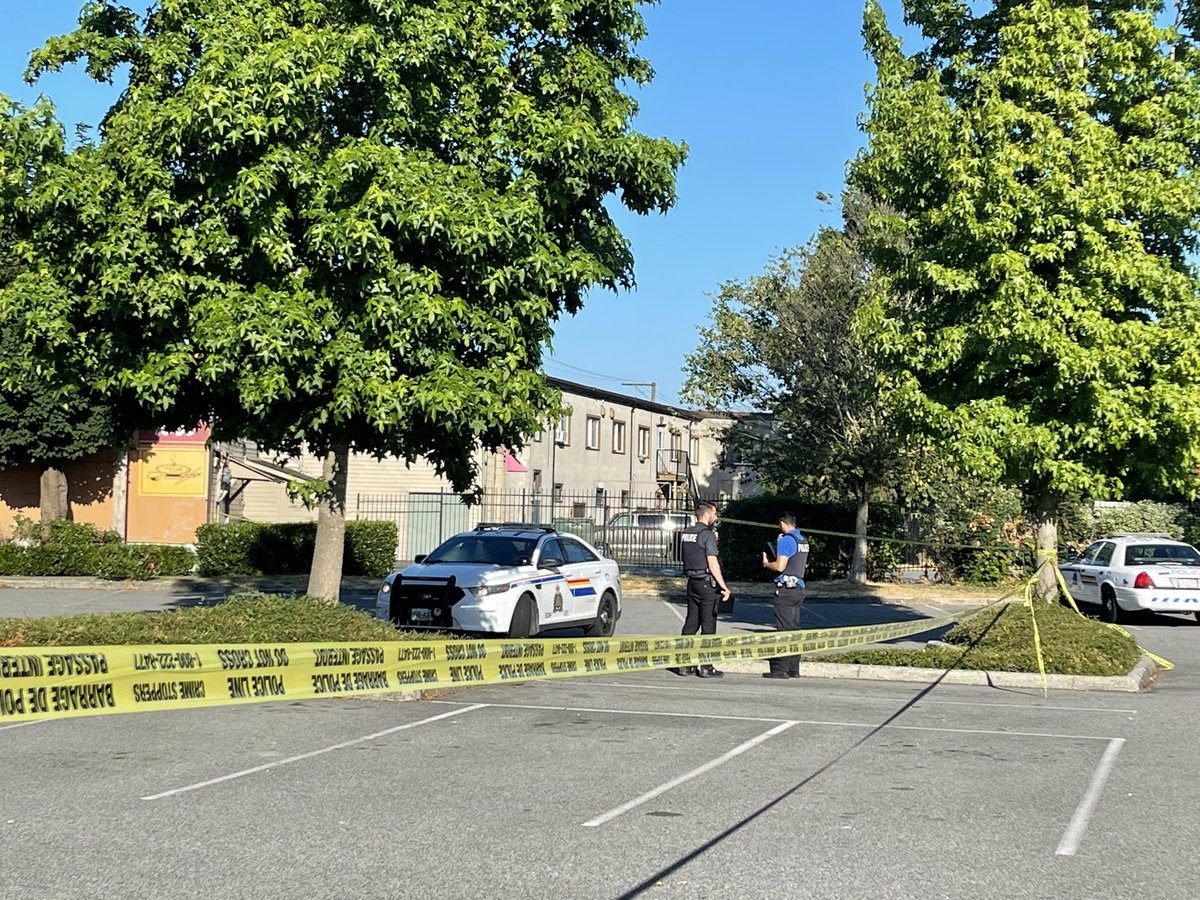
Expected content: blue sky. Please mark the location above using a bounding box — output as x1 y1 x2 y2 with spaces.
2 0 908 410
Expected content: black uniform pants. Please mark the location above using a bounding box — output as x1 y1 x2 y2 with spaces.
683 576 718 636
769 586 805 676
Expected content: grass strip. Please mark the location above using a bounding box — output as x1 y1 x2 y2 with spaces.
817 602 1142 677
0 594 427 647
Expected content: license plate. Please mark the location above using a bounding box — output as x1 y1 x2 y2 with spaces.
410 608 432 623
1175 579 1199 590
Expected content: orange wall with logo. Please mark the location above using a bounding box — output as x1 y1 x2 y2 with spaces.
125 428 211 545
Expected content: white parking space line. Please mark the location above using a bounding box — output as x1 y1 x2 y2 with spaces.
141 704 487 801
1056 737 1125 856
581 720 798 827
661 599 686 623
798 718 1118 742
587 681 1139 714
0 720 44 732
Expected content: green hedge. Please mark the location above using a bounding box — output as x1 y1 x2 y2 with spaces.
196 520 397 578
716 494 903 582
0 520 196 580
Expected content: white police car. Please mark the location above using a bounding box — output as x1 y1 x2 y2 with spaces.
1059 533 1200 624
376 524 622 638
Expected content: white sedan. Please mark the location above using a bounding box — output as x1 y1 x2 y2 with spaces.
1059 533 1200 624
375 524 622 638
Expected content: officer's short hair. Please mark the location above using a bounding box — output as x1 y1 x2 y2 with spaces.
695 501 717 518
780 513 796 527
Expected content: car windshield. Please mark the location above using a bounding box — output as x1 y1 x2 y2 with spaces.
1123 544 1200 567
424 535 538 566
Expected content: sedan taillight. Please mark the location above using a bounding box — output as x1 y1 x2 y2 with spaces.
1133 572 1156 589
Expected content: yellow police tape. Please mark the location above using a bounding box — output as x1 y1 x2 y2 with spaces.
0 611 973 723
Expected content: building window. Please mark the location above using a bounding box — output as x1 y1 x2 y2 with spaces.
553 482 563 502
595 487 606 510
689 435 700 463
586 416 601 450
637 426 650 459
620 489 630 508
612 420 627 454
554 414 570 445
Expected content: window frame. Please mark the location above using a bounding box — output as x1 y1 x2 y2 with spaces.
612 420 627 454
637 426 651 459
554 414 570 446
586 415 601 451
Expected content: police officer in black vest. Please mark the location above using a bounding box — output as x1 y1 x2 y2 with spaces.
761 513 810 679
676 501 731 678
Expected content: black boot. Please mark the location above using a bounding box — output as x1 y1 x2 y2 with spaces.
673 666 697 676
696 665 724 679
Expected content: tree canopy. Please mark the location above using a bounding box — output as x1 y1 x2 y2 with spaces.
3 0 684 593
683 195 908 581
851 0 1200 592
0 97 118 519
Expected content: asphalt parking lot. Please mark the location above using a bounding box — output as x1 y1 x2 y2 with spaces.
1 586 1197 898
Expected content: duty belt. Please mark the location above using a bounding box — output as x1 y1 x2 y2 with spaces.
686 571 709 578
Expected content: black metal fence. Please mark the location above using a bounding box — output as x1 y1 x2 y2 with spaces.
356 490 1038 584
355 490 706 569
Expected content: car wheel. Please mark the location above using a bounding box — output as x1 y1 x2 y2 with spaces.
1193 610 1200 625
1100 587 1121 624
507 595 536 639
585 592 617 638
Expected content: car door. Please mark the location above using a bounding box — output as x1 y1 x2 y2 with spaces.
561 537 604 621
534 537 572 623
1063 541 1103 606
1076 541 1115 606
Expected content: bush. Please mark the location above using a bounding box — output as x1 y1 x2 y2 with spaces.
819 601 1142 676
344 521 400 578
195 522 258 576
0 518 196 580
196 520 398 577
917 482 1031 585
0 594 425 646
1094 501 1184 540
716 494 903 582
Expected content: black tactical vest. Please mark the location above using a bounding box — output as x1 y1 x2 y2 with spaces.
680 523 712 575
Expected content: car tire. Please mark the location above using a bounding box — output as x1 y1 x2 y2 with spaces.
507 595 536 639
585 592 618 638
1100 587 1121 624
1193 610 1200 625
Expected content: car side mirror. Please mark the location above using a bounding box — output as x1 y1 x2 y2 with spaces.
1064 550 1078 563
540 557 564 570
414 554 427 564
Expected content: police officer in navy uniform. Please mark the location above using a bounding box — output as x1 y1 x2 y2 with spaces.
677 501 731 678
760 513 810 679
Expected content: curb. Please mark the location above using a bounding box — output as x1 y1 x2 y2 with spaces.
712 654 1159 692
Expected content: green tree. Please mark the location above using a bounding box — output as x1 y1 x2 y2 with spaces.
683 196 910 583
10 0 684 599
0 98 118 521
852 0 1200 599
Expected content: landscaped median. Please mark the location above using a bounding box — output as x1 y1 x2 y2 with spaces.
624 574 1158 691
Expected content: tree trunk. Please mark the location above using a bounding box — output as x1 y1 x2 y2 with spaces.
38 464 70 522
849 481 870 584
1034 490 1059 602
307 444 350 604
